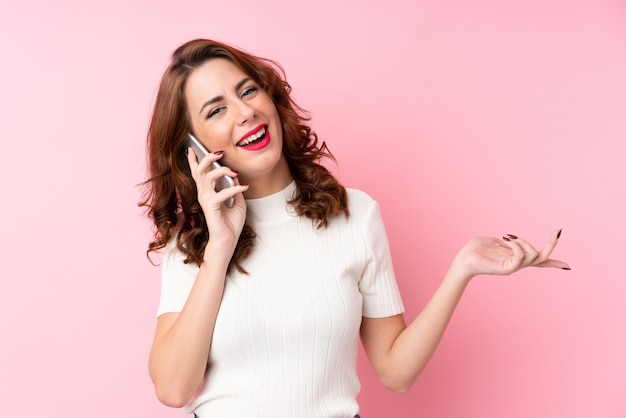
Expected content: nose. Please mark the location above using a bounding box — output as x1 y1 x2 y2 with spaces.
234 99 256 125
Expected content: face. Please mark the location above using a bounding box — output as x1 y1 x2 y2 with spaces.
184 58 291 194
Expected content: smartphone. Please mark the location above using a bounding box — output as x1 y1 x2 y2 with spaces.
187 133 235 208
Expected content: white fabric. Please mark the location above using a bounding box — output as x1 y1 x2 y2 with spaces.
157 182 404 417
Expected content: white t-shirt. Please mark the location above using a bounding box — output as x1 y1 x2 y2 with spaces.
158 182 405 417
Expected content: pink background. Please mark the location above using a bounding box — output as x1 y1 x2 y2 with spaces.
1 0 624 417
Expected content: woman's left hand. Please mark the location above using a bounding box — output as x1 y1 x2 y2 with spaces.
453 229 571 279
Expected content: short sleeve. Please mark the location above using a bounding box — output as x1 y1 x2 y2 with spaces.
156 239 200 317
359 199 405 318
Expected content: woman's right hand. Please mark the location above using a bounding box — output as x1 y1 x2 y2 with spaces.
187 147 249 260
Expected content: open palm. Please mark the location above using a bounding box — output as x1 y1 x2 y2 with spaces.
457 230 570 277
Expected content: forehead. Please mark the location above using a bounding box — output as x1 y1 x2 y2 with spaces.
186 58 247 94
184 58 248 105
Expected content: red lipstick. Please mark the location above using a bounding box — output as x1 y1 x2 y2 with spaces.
237 124 270 151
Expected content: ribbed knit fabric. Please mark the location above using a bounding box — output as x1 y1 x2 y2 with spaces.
157 182 405 417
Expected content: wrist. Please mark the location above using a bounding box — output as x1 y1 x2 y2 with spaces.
448 253 476 286
203 239 236 266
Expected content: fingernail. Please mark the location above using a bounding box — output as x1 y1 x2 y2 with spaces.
557 229 562 239
507 234 518 239
502 236 511 242
231 169 239 175
561 267 571 270
241 183 249 187
214 150 224 156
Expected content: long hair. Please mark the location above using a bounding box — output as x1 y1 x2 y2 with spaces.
139 39 349 273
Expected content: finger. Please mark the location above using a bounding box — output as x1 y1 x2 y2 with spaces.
203 164 235 183
534 258 571 270
507 236 539 266
215 170 248 204
222 183 250 206
502 237 526 272
536 229 561 263
199 164 247 208
227 175 245 203
195 151 225 176
192 152 231 196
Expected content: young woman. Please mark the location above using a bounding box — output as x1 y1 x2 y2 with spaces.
140 39 570 418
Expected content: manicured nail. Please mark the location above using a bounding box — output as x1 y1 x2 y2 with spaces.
561 267 571 270
214 150 224 156
502 236 511 242
231 169 239 175
507 234 518 239
241 183 249 187
557 229 562 239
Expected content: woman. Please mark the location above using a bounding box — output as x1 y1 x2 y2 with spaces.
140 39 570 418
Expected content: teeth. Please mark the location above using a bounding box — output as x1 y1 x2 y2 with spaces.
239 127 266 146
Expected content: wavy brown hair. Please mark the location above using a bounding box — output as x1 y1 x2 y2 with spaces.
139 39 349 273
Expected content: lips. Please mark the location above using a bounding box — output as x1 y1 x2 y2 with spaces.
237 124 270 151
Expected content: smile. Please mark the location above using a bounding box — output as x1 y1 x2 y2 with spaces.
237 125 270 150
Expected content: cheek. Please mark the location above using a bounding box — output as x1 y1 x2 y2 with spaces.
203 125 233 150
267 105 282 135
274 125 284 147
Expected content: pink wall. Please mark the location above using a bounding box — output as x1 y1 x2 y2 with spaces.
1 1 624 417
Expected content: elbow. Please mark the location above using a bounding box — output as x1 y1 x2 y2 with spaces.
384 380 413 395
152 377 196 408
391 385 412 395
149 360 199 408
379 372 419 394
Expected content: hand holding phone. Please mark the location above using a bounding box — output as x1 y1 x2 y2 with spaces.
187 133 236 208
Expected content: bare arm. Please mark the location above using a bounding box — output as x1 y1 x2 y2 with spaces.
360 230 570 393
148 250 229 407
148 149 248 407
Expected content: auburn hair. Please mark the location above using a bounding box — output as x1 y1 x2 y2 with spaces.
139 39 349 273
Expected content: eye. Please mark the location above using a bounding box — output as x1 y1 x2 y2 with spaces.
207 106 224 119
241 86 257 98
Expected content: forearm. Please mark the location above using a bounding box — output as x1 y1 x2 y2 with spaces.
384 262 472 392
148 253 229 406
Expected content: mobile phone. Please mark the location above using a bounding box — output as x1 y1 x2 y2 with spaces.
187 133 235 208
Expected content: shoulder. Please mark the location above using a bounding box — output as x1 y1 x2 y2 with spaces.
341 187 385 226
163 235 198 271
346 187 379 211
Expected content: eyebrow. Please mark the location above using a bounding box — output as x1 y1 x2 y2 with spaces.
198 77 252 116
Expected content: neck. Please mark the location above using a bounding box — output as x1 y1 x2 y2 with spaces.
241 156 293 199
